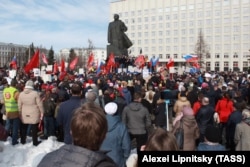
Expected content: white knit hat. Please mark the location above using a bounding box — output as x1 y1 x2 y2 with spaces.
25 80 34 89
104 102 118 115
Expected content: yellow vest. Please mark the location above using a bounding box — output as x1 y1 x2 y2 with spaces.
3 86 18 112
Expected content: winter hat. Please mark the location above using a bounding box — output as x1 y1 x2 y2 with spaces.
104 102 118 115
201 82 209 89
182 106 194 116
205 125 221 143
25 80 34 89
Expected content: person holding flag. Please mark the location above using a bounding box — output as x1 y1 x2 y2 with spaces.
10 56 17 70
150 55 159 73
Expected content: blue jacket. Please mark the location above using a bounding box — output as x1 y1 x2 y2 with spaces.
56 96 82 144
100 115 131 167
122 88 131 105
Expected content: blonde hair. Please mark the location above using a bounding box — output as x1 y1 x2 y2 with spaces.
242 108 250 119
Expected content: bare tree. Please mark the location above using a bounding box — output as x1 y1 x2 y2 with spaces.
194 29 210 70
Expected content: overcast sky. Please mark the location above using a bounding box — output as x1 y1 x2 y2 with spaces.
0 0 110 53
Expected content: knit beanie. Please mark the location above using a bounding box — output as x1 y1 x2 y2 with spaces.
25 80 34 89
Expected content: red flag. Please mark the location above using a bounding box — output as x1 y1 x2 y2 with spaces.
59 71 67 81
134 55 145 69
107 52 116 68
53 62 59 74
41 53 48 65
87 53 94 68
166 57 174 69
24 50 40 73
69 56 79 70
61 58 65 72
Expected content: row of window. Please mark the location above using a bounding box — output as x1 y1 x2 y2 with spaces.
120 0 250 17
126 15 250 25
207 61 248 67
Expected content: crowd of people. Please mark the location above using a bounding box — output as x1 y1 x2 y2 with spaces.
0 68 250 166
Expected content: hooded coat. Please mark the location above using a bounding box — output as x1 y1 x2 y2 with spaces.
100 115 131 167
172 116 200 151
234 119 250 151
18 88 44 124
37 144 117 167
122 102 151 135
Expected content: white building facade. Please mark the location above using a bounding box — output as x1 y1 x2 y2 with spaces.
110 0 250 71
59 47 107 66
0 42 28 67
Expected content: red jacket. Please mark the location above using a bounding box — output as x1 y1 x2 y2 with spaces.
215 97 233 123
193 101 202 116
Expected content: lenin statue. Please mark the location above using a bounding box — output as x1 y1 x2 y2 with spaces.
107 14 133 59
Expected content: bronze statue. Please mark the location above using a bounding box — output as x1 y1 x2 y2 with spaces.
107 14 133 58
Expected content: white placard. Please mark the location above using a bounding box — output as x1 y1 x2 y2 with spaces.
118 68 122 73
128 66 134 72
41 66 46 71
178 67 184 75
79 68 84 74
9 70 16 79
142 70 149 79
42 74 52 83
46 65 53 72
169 67 175 73
33 68 40 76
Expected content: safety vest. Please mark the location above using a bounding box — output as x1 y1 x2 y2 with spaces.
3 86 18 113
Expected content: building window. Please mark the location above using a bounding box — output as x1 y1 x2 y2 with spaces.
205 53 210 58
166 38 171 43
166 23 171 28
233 61 238 67
151 31 156 36
166 46 170 51
215 62 220 67
166 15 171 20
174 46 178 51
174 54 178 59
233 53 238 58
144 39 148 44
198 11 203 18
166 54 170 59
181 21 186 27
173 6 178 11
243 61 248 67
215 54 220 58
159 15 163 21
151 16 155 22
190 21 194 27
144 17 148 22
173 14 178 19
159 31 163 36
144 24 148 29
224 54 229 58
224 61 229 67
159 39 163 43
181 5 186 10
189 5 194 10
174 30 178 36
166 30 170 35
206 11 211 17
165 7 170 12
181 37 186 43
182 29 186 35
144 32 148 37
174 38 178 43
137 18 141 22
159 46 163 52
224 0 230 6
189 12 194 18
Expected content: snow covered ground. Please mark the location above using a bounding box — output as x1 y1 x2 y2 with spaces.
0 136 64 167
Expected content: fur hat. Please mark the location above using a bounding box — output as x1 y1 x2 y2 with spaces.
104 102 118 115
205 125 221 143
25 80 34 89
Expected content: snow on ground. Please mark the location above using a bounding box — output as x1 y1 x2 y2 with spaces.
0 136 64 167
